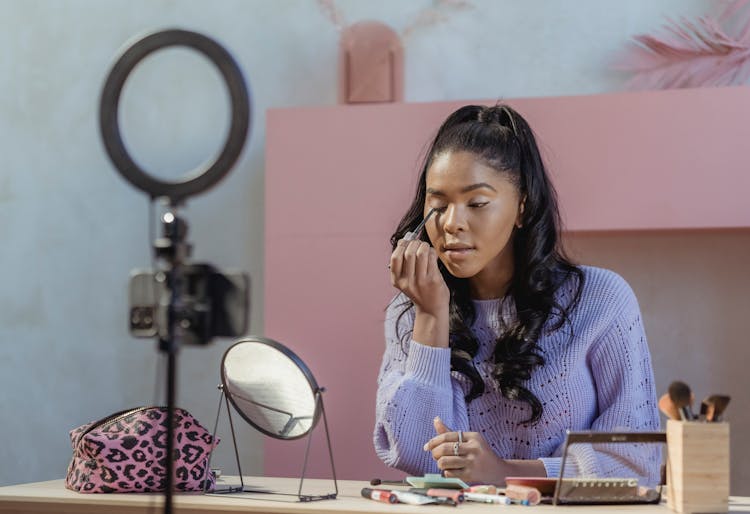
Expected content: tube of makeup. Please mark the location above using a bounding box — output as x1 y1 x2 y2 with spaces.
468 484 498 494
391 491 437 505
463 492 512 504
360 487 397 504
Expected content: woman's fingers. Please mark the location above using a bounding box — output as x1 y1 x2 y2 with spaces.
414 243 431 280
401 240 420 282
428 247 441 280
426 431 505 485
390 239 448 316
436 455 466 471
433 416 450 435
431 440 475 461
424 428 477 451
389 239 407 282
390 239 434 292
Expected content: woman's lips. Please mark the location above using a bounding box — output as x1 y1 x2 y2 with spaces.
443 247 475 259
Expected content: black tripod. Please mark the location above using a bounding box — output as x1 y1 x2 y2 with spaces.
153 205 192 514
98 27 251 514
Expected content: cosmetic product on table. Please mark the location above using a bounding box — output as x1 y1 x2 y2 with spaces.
467 484 498 495
463 492 513 504
392 491 441 505
659 381 731 512
504 483 542 505
666 417 730 513
405 473 469 490
361 487 397 504
408 488 464 503
369 478 408 487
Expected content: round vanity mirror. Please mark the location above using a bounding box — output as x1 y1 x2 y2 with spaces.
221 336 320 440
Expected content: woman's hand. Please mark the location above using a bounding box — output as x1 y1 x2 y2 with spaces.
389 238 449 317
423 417 506 485
423 417 546 485
389 238 450 348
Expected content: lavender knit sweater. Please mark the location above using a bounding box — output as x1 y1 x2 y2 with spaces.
374 266 660 481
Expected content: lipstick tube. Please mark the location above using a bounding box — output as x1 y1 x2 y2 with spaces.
360 487 397 504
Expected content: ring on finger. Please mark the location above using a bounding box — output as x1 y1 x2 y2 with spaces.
457 431 463 443
453 441 460 456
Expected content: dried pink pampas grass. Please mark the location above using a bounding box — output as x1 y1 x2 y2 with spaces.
614 0 750 89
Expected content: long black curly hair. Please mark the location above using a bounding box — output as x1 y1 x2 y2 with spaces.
390 104 583 424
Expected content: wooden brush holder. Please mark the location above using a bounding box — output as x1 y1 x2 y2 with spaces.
666 419 730 513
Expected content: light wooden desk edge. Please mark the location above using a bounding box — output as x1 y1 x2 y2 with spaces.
1 476 749 514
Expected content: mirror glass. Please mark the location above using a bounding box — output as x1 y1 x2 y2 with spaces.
221 337 319 440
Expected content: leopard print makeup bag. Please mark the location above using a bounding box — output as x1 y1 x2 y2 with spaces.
65 406 219 493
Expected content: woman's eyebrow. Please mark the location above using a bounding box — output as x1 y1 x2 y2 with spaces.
426 182 498 196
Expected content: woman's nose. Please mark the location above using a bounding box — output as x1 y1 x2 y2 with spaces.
442 204 466 233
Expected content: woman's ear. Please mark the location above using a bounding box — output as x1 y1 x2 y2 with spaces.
516 195 527 228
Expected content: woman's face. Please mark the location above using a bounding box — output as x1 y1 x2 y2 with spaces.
424 150 523 295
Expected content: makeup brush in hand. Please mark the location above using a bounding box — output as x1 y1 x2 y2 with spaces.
668 381 695 421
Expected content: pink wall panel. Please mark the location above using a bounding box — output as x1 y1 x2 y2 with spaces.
265 87 750 480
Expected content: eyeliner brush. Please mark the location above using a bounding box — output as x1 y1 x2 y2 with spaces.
404 208 437 241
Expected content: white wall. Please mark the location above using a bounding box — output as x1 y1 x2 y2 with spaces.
2 0 733 490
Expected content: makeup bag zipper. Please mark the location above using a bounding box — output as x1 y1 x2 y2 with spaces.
75 405 163 452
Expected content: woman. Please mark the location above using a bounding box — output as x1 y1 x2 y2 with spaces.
374 104 659 485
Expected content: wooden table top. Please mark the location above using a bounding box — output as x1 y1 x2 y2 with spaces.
1 476 749 514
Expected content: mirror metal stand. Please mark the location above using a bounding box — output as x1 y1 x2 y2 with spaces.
205 384 338 501
205 385 246 494
298 387 338 501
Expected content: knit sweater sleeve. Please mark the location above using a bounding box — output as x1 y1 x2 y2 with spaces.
373 295 469 475
549 274 661 481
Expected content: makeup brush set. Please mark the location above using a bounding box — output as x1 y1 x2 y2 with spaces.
661 381 731 513
658 380 731 422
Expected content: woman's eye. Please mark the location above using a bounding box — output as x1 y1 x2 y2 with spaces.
431 206 448 212
469 202 489 208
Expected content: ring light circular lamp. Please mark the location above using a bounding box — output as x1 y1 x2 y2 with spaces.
99 28 250 203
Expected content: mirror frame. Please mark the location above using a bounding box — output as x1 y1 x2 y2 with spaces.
220 335 322 440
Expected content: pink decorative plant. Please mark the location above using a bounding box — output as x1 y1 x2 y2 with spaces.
615 0 750 89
